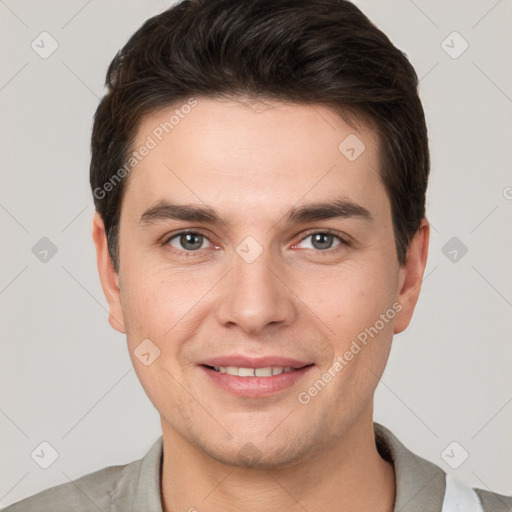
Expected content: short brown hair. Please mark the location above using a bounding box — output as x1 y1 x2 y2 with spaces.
90 0 429 272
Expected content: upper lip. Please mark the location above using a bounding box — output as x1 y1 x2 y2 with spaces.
199 356 312 369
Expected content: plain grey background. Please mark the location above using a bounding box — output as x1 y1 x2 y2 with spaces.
1 0 511 507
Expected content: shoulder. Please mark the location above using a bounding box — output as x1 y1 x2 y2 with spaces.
1 464 127 512
2 437 163 512
474 488 512 512
444 472 512 512
373 423 512 512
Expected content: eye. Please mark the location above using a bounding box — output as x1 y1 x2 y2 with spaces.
166 232 212 252
296 232 344 251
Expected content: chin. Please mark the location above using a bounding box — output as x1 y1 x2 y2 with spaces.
203 440 308 469
185 423 321 470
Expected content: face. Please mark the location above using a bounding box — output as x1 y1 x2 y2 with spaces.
93 97 428 468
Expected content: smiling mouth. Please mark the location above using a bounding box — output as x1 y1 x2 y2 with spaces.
202 364 313 377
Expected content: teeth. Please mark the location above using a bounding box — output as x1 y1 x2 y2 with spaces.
211 366 296 377
255 367 273 377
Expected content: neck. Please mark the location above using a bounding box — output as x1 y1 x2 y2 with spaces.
160 408 396 512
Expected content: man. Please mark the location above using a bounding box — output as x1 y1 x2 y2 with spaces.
4 0 511 511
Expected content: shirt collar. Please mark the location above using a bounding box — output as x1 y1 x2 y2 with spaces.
374 422 446 511
111 435 164 512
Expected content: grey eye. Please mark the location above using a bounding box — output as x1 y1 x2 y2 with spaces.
169 232 210 251
300 233 341 250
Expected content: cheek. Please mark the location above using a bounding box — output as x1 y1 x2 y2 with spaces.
119 262 207 340
304 262 397 401
118 269 196 407
311 258 399 338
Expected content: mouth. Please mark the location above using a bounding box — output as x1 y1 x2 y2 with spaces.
199 361 315 398
202 364 312 377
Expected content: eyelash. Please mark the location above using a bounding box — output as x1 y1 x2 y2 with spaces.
162 229 349 257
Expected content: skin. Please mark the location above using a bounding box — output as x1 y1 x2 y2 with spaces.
92 97 429 512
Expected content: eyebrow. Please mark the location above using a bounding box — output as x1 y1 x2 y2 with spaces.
139 198 373 226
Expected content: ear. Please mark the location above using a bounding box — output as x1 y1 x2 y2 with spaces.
394 218 430 334
91 212 126 334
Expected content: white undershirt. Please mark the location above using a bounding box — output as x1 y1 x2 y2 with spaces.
441 473 484 512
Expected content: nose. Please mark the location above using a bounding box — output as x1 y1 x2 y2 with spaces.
215 246 298 335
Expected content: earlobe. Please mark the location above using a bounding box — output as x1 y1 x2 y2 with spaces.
394 219 430 334
91 212 126 334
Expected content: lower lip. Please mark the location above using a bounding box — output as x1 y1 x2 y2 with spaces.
199 365 313 398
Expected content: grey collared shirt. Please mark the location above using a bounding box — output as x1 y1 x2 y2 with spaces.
3 423 511 511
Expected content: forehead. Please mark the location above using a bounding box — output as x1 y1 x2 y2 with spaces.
123 97 387 224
